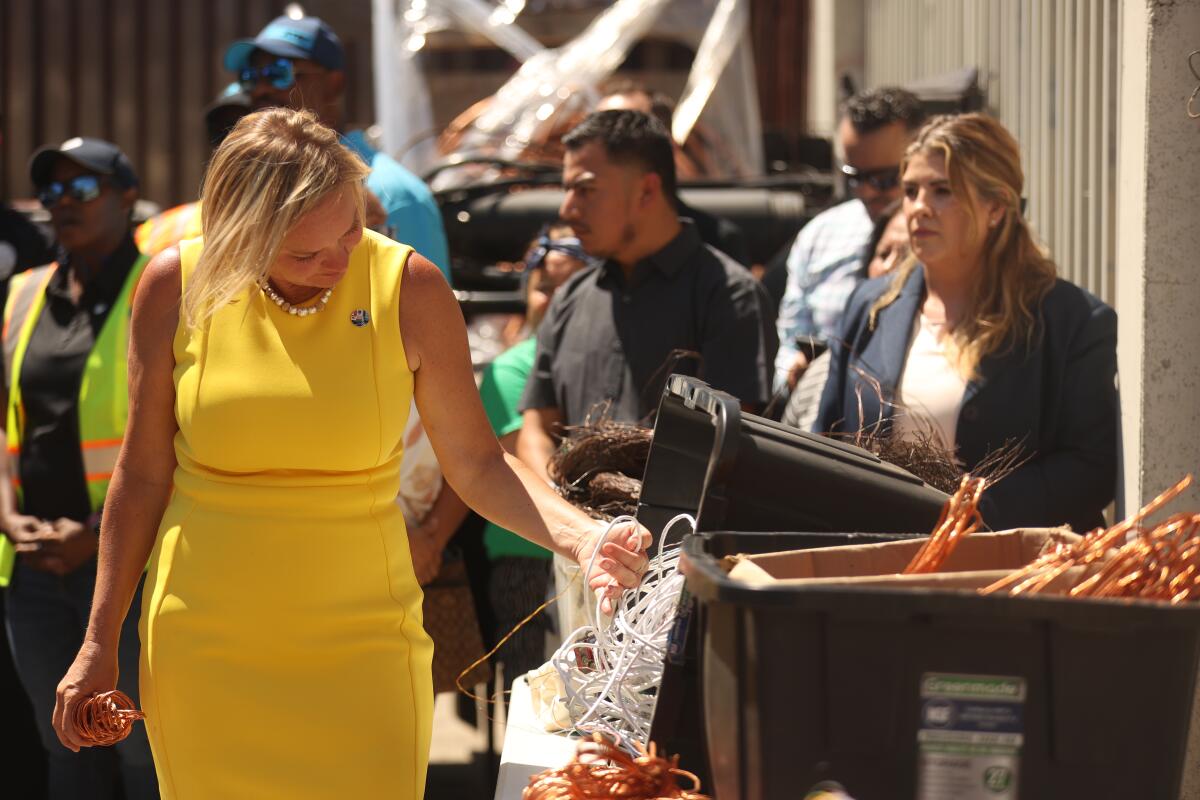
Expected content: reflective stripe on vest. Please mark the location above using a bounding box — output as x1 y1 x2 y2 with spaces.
134 201 201 258
0 255 150 586
3 266 56 485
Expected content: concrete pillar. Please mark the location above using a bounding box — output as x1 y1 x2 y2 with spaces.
1115 0 1200 519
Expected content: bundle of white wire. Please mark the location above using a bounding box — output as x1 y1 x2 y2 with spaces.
546 513 696 751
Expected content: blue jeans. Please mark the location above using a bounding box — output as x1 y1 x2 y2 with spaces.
5 557 159 800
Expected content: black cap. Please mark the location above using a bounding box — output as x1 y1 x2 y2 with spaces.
203 83 252 148
205 81 252 117
29 137 139 189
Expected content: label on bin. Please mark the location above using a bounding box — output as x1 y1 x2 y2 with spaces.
664 586 693 665
916 673 1024 800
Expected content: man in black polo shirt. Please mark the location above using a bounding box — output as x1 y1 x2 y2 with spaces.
517 110 770 481
595 81 751 267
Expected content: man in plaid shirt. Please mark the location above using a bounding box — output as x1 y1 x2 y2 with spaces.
774 88 926 391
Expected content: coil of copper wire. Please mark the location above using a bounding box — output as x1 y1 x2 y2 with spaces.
74 690 145 746
523 733 709 800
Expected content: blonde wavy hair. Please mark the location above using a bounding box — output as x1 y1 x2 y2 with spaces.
869 113 1056 379
184 107 369 325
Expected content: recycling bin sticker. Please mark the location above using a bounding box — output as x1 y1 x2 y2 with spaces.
916 672 1025 800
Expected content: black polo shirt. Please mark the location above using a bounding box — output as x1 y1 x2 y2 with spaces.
520 221 770 425
7 234 139 522
677 199 750 267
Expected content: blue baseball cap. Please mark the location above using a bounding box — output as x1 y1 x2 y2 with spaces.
224 16 344 73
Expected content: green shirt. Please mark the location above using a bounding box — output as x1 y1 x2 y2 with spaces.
479 338 551 560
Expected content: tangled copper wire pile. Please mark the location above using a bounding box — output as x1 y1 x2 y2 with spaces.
841 373 1026 494
524 734 709 800
903 475 989 574
550 420 652 520
74 690 145 746
846 428 1024 496
982 475 1200 602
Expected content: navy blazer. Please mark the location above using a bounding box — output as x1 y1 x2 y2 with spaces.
813 266 1118 533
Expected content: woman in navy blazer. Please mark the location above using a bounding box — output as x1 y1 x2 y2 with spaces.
813 114 1117 533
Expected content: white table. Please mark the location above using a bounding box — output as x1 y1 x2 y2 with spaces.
493 676 580 800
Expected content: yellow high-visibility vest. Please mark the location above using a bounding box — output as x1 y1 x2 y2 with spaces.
134 201 201 258
0 254 149 585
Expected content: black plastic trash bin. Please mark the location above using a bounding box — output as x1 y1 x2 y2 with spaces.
637 375 947 544
684 531 1200 800
638 376 949 789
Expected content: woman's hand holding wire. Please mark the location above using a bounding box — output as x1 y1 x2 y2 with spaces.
52 640 118 752
575 518 652 615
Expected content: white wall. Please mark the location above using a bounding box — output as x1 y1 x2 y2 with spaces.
861 0 1122 306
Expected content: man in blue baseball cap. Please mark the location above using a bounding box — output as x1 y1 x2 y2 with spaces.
224 15 451 284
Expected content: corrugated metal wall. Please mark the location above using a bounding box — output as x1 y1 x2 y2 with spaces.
0 0 375 209
751 0 810 143
864 0 1120 304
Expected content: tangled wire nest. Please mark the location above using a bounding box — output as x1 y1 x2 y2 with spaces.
524 733 710 800
549 420 652 520
843 428 1026 497
74 690 145 746
835 371 1027 495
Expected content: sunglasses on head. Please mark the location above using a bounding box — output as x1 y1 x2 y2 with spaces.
37 174 104 208
239 58 300 92
841 164 902 192
525 234 592 270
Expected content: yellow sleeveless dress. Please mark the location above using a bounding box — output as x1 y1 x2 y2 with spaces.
139 230 434 799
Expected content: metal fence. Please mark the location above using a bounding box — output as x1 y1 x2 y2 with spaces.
864 0 1121 304
0 0 374 209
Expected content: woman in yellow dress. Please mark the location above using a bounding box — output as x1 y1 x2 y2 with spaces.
47 108 650 799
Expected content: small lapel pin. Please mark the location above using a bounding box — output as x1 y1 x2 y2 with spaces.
350 309 371 327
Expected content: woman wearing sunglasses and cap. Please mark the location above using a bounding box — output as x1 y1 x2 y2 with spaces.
0 138 158 797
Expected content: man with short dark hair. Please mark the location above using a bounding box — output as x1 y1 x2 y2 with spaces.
516 110 770 481
596 81 750 267
773 87 925 391
225 15 451 282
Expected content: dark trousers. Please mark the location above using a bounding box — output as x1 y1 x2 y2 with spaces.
488 557 555 684
5 557 159 800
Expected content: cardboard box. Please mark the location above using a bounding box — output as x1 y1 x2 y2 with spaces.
726 528 1084 591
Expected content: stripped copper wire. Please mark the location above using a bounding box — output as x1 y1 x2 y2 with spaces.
73 690 145 746
1070 513 1200 602
980 475 1200 602
902 475 989 574
523 733 710 800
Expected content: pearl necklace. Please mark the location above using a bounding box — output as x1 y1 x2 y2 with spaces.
260 281 333 317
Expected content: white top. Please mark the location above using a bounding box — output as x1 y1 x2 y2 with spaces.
892 314 968 453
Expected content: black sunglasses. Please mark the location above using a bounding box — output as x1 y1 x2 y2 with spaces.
37 174 104 208
841 164 902 192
